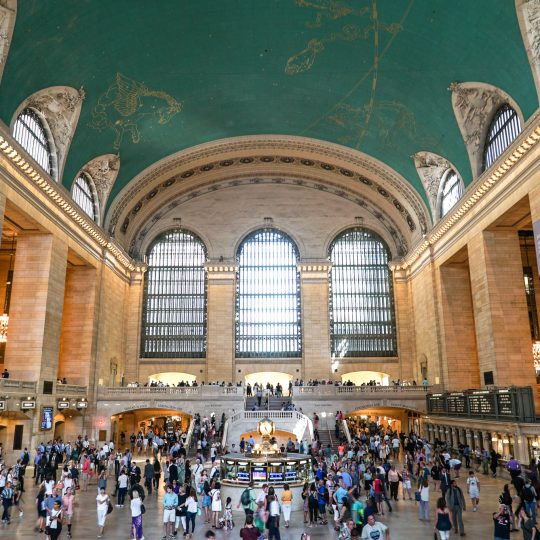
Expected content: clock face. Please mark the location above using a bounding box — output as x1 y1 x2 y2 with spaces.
259 420 273 436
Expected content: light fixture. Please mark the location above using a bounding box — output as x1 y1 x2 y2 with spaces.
0 237 15 343
532 441 539 447
492 436 498 442
502 438 510 444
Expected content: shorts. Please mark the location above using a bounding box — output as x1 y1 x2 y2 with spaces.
202 495 211 508
163 508 176 523
374 493 383 503
403 480 411 489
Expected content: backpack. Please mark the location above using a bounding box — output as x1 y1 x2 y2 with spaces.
523 486 535 503
241 488 251 506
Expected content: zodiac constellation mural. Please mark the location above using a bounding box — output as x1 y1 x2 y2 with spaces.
287 0 415 151
89 73 182 150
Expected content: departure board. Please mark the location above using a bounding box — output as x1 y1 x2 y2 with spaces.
468 392 496 416
446 394 467 414
428 394 445 413
496 391 514 416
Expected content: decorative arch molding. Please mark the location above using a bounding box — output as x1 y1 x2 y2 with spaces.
516 0 540 101
0 0 16 83
448 81 524 178
75 154 120 225
413 151 463 220
128 174 409 260
106 135 431 243
11 85 85 182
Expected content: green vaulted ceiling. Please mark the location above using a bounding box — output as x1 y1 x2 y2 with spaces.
0 0 537 210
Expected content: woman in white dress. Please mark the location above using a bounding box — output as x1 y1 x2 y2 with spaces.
96 486 110 538
466 470 480 511
210 481 222 528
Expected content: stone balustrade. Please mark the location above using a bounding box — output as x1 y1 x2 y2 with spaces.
0 379 37 393
98 384 242 400
294 384 431 396
56 383 88 395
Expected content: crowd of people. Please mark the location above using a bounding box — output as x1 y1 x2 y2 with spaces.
1 409 539 539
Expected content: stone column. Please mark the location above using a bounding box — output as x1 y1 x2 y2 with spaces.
438 263 480 389
58 266 98 386
482 431 490 452
4 234 67 382
393 268 415 380
513 425 530 464
124 268 146 384
205 262 237 382
298 261 332 380
468 230 537 392
466 429 472 449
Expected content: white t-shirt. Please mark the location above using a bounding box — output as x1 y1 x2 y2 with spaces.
361 521 388 539
96 493 109 508
118 474 128 488
186 496 198 513
131 497 142 517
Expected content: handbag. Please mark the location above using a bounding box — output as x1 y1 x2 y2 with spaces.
414 491 421 502
140 503 146 515
107 501 113 514
197 507 202 516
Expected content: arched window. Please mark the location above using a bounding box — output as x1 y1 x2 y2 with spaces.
439 170 463 218
482 104 521 171
236 229 301 357
12 108 54 177
72 173 98 222
141 230 207 358
329 229 397 357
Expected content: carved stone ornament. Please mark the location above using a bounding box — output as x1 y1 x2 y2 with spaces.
412 151 451 216
0 1 16 82
448 81 508 177
24 86 85 180
517 0 540 95
79 154 120 213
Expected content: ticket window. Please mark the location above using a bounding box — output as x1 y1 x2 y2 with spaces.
267 462 284 484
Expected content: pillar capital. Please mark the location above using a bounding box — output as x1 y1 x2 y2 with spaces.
205 260 238 283
298 259 332 282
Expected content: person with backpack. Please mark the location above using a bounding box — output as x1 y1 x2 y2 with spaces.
238 481 255 517
521 478 537 526
317 478 329 525
308 484 318 526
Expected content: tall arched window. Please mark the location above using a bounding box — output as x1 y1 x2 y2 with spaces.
72 173 98 223
12 108 55 177
236 229 301 357
141 229 207 358
482 104 521 171
439 170 463 218
329 229 397 357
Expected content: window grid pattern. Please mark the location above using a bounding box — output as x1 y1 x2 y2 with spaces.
13 108 54 176
236 229 301 358
440 170 463 217
483 104 521 171
141 230 207 358
329 229 397 357
72 174 97 222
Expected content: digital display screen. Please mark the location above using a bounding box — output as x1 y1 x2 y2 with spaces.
40 406 53 430
237 471 250 481
269 472 283 481
285 471 297 480
252 467 267 481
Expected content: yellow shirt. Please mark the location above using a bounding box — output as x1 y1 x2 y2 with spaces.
281 490 293 503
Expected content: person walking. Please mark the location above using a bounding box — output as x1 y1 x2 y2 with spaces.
46 500 63 540
466 469 480 511
418 479 430 521
521 478 537 526
267 493 281 540
96 486 110 538
162 484 178 539
446 479 466 536
62 486 75 538
281 483 292 528
434 497 452 540
153 458 162 492
117 468 129 507
360 514 389 539
210 481 222 529
143 459 154 496
240 514 259 540
1 480 13 523
185 487 198 539
130 490 144 540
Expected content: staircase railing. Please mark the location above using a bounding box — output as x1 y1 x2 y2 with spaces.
185 418 196 450
342 418 352 444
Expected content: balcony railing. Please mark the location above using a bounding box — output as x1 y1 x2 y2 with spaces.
98 385 243 398
56 384 88 395
0 379 37 392
294 384 431 396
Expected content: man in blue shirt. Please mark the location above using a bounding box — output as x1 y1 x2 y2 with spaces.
163 484 178 539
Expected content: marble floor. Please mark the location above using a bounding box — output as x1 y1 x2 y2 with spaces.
0 470 514 539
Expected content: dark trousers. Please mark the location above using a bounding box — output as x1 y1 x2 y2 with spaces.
153 474 160 490
389 481 399 500
145 478 152 494
1 500 10 521
308 504 318 523
118 487 127 505
186 511 196 534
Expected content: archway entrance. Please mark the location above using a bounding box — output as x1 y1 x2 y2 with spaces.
147 372 197 386
346 407 422 436
341 371 390 386
244 372 293 395
110 407 192 449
